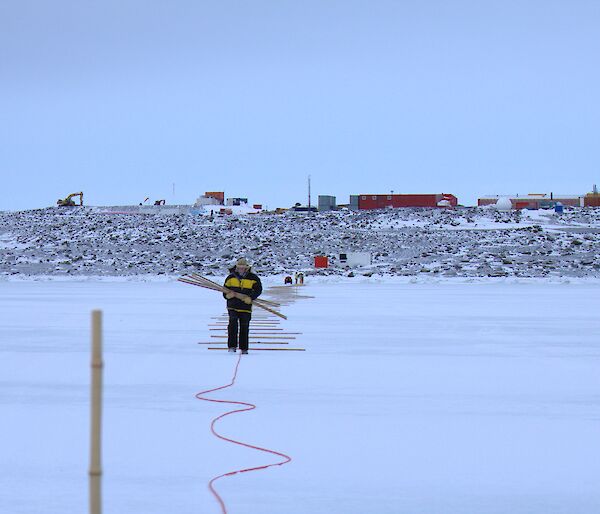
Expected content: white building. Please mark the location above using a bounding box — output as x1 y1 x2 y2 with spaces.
194 195 222 207
339 252 372 267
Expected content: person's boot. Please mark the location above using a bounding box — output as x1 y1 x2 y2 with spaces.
228 347 236 353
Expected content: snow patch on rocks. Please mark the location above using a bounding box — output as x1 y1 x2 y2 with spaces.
1 206 599 279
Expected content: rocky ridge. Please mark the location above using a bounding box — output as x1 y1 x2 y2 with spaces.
1 207 599 278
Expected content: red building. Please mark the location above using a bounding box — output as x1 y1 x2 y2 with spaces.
584 193 600 207
357 194 458 210
205 191 224 204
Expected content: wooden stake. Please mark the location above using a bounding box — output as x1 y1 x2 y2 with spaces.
208 329 302 335
190 274 283 306
198 341 289 345
211 320 281 325
178 276 287 319
189 273 282 307
210 335 295 340
209 327 285 331
211 318 279 320
90 310 103 514
207 347 306 351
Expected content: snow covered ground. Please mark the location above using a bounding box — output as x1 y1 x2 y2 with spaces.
2 277 600 514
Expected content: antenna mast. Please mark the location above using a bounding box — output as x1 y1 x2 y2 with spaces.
308 175 311 211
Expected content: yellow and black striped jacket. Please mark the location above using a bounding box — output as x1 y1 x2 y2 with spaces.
223 268 263 313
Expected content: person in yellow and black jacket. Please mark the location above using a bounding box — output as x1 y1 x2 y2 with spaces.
223 258 263 354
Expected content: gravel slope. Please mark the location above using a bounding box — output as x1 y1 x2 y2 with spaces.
1 207 599 278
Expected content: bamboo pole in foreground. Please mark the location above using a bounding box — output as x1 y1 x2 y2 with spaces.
90 310 103 514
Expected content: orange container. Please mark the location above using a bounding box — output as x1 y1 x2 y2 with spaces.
314 256 328 268
205 191 225 203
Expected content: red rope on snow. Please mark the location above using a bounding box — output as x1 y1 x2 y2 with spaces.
196 353 292 514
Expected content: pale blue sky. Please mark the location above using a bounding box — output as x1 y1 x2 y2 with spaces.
1 0 599 210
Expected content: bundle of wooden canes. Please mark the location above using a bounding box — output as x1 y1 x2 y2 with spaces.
178 273 287 320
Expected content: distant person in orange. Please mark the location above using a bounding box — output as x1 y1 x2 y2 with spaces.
223 258 263 354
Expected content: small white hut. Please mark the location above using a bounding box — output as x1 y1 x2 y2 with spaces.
339 252 372 267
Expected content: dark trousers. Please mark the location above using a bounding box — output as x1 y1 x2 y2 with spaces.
227 310 251 351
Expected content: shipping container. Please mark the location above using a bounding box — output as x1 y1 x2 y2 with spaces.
584 195 600 207
205 191 224 204
357 194 458 210
339 252 371 267
314 256 328 268
318 195 337 211
226 197 248 206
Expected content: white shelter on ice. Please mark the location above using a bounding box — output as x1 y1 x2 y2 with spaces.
339 252 372 267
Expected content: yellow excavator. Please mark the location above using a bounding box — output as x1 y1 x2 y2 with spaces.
57 192 83 207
